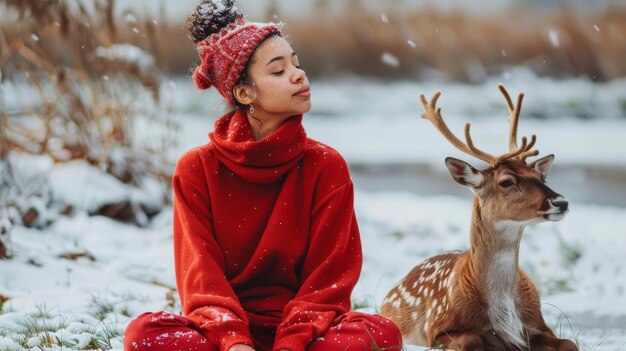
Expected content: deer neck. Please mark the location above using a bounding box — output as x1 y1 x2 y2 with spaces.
467 196 529 348
468 197 524 284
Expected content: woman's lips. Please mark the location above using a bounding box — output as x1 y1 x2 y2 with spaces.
294 86 311 97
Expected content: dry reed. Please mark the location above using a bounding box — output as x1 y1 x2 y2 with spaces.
0 0 176 257
4 4 624 81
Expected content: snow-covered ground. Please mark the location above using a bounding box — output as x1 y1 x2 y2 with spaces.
1 73 625 350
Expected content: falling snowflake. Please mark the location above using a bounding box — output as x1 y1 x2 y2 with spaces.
381 52 400 68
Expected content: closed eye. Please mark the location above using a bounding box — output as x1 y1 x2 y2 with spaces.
272 70 285 76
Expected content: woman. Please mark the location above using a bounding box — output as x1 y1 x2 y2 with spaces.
123 1 402 351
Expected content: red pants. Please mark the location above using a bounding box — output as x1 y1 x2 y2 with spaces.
124 310 402 351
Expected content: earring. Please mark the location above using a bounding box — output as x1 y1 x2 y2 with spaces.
249 104 255 116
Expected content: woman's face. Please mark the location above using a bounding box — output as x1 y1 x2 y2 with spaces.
242 36 311 118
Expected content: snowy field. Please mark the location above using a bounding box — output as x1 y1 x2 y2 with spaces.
1 72 626 350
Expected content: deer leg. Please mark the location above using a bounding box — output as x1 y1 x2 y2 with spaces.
556 339 578 351
529 333 558 351
435 331 484 351
529 331 578 351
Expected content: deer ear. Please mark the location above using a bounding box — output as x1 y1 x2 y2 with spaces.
445 157 484 190
528 154 554 181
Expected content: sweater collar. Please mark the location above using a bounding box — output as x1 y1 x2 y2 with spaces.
209 109 307 184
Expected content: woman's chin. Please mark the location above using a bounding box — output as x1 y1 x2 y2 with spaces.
269 102 311 118
300 101 312 114
288 106 311 116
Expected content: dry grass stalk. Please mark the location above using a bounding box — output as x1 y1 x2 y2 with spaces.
4 4 624 80
280 6 626 81
0 0 176 245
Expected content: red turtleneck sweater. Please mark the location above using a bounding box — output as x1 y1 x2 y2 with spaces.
172 109 362 351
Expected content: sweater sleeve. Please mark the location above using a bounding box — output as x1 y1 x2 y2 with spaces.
273 181 362 351
172 151 254 351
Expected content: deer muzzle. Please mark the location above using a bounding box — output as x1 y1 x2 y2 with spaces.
540 196 569 221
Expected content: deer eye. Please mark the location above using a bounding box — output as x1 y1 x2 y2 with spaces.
499 179 514 188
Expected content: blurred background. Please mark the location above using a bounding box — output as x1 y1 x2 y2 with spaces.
1 0 625 350
6 0 626 80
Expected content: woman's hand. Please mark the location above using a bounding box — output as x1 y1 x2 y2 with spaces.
228 344 255 351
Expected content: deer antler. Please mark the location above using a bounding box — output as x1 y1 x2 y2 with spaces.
419 85 540 166
419 92 497 164
497 84 539 162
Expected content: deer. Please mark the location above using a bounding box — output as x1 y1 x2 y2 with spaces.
380 84 578 351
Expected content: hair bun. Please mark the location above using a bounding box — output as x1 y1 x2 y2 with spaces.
186 0 242 43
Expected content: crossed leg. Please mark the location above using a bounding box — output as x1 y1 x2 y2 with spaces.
124 311 402 351
124 311 216 351
435 331 484 351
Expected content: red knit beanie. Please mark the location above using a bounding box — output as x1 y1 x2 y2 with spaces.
193 16 283 105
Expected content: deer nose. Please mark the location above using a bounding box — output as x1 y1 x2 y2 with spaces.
551 199 569 212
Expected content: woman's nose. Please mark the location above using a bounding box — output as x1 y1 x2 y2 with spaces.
292 67 306 83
